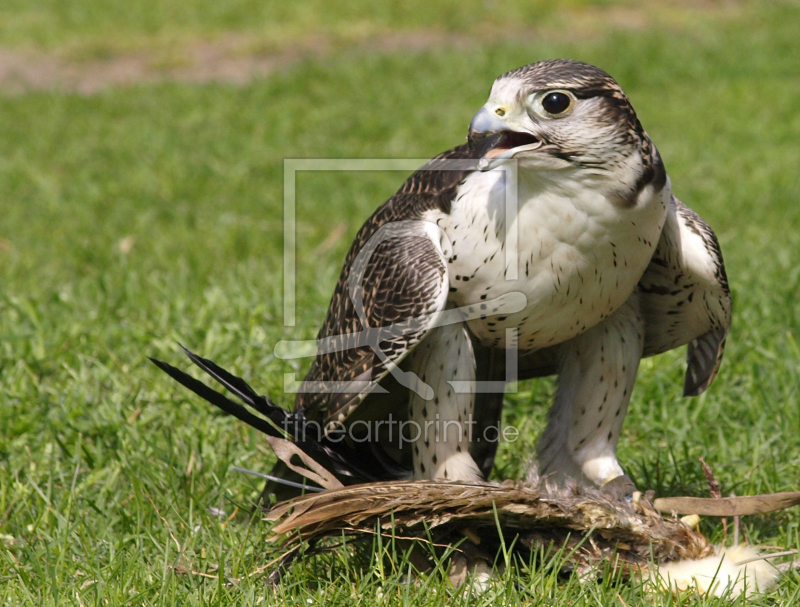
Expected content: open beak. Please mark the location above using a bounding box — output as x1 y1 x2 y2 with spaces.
468 107 542 170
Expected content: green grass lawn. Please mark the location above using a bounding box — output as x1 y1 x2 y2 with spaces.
1 1 800 604
0 0 711 56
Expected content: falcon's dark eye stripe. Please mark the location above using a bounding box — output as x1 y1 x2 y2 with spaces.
542 92 572 116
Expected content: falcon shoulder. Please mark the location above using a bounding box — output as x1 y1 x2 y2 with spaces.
296 145 475 427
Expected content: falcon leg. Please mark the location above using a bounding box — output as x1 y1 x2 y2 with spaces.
406 323 483 481
536 295 644 487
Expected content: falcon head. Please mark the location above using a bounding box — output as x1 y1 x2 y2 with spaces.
468 59 654 181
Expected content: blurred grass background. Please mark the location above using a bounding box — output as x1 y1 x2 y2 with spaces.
0 0 741 55
1 0 799 604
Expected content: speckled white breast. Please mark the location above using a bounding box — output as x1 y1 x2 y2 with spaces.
427 166 669 350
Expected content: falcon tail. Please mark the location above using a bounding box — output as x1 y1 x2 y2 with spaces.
150 346 291 437
150 347 406 498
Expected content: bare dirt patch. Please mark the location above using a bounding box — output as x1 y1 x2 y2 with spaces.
0 32 469 94
0 38 324 95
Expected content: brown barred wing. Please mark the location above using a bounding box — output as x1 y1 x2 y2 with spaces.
295 207 451 429
294 145 476 427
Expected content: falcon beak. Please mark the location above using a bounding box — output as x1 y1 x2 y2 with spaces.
468 107 542 171
468 106 509 136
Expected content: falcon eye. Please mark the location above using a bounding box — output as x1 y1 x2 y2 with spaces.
541 91 572 116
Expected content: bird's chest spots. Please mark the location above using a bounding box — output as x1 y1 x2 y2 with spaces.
433 170 666 349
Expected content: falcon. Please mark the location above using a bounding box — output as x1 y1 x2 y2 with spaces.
154 59 730 499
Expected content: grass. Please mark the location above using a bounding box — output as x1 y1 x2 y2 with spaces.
0 0 606 55
1 0 800 604
0 0 746 58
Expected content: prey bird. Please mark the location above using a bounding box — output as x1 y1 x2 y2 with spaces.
154 59 730 500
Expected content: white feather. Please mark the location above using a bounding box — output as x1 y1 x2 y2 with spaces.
647 545 781 598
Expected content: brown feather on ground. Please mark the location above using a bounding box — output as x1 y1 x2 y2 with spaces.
259 435 800 590
265 479 715 578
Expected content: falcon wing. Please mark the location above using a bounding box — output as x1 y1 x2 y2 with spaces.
518 196 731 397
638 196 731 395
296 146 474 427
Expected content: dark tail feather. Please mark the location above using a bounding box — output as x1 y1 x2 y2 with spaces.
150 352 365 479
150 357 286 439
178 345 288 426
152 348 411 498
